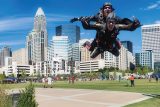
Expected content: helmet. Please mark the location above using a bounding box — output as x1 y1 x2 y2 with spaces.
102 2 115 11
103 2 112 7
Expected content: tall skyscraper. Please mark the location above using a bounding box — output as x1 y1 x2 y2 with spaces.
26 7 48 65
0 46 12 67
121 41 133 53
56 25 80 44
142 24 160 62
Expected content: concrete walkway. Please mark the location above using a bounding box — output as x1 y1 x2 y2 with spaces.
35 88 150 107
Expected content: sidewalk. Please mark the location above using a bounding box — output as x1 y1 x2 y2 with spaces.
35 88 151 107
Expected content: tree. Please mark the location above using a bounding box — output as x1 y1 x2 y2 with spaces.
20 70 27 81
142 66 149 75
0 74 5 81
8 73 15 78
108 67 116 71
136 67 143 75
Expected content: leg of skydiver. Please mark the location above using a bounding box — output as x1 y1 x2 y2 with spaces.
107 40 120 57
115 39 121 49
109 47 119 57
110 41 120 57
82 38 97 52
83 41 91 50
89 39 97 52
90 39 101 58
90 38 105 58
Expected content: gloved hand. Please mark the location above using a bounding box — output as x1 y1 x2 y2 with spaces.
70 18 79 23
129 17 141 31
132 17 141 29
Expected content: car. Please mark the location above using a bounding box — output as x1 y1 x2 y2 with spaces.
2 77 17 84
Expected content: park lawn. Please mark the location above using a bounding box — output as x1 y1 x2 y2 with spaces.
50 79 160 94
2 79 160 94
1 79 160 107
124 98 160 107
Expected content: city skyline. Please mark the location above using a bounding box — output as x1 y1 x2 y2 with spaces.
0 0 160 53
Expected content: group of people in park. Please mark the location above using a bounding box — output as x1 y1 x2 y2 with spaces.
42 76 53 88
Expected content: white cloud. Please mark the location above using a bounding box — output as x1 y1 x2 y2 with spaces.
46 14 73 22
0 14 74 32
0 40 25 46
0 17 33 32
146 1 160 10
147 4 158 10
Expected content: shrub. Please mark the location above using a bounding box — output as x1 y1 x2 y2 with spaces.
16 82 38 107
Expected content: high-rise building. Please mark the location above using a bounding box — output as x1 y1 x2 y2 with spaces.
142 24 160 62
50 36 71 61
26 7 48 65
121 41 133 53
135 50 154 70
72 43 80 61
56 24 80 44
104 51 117 68
0 46 12 67
12 48 26 65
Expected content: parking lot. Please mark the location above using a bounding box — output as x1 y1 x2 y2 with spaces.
36 88 150 107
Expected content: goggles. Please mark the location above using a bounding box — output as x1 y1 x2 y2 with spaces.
103 6 112 13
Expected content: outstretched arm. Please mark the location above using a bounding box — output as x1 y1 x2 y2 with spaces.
70 16 97 23
70 16 103 30
81 18 103 30
116 17 141 31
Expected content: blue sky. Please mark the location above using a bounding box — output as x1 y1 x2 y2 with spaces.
0 0 160 53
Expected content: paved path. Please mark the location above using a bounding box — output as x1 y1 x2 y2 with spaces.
35 88 150 107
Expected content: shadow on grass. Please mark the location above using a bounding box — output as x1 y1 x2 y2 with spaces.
143 93 160 99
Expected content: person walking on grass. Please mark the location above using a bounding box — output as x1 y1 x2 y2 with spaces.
155 75 159 83
43 76 48 88
47 77 53 88
130 74 135 87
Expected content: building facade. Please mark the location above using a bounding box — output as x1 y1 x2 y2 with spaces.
1 60 34 77
72 43 80 61
121 41 133 53
56 24 80 44
135 50 154 70
142 24 160 63
49 36 71 61
79 59 105 73
26 7 48 65
0 46 12 67
12 48 27 65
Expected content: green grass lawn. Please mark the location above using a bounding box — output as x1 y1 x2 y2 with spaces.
1 79 160 107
